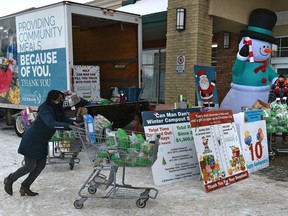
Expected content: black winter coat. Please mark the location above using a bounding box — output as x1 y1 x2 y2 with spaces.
268 81 288 103
18 102 72 160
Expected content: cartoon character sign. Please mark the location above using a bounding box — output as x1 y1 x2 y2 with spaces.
202 136 212 153
197 70 216 107
202 136 209 148
220 9 278 113
194 65 219 109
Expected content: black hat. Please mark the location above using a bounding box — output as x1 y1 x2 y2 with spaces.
8 28 13 36
240 8 277 44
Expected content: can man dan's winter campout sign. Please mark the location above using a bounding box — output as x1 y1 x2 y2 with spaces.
142 108 201 186
189 110 249 192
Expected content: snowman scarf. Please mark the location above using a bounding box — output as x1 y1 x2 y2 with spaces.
243 37 267 74
254 61 267 73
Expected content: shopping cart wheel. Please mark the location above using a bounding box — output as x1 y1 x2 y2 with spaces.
69 162 74 170
88 186 97 194
136 198 147 208
74 200 84 209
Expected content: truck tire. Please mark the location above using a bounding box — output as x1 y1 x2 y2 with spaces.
0 109 5 119
14 116 26 137
6 109 14 126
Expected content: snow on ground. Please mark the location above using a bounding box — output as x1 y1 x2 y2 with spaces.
0 119 288 216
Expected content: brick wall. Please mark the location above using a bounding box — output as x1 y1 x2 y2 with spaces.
165 0 213 105
213 32 240 103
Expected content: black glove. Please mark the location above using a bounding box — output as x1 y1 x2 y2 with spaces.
239 44 249 57
211 80 216 84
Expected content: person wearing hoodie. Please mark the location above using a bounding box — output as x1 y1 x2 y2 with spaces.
268 74 288 143
4 90 78 196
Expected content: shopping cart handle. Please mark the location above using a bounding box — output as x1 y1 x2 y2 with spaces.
69 125 80 130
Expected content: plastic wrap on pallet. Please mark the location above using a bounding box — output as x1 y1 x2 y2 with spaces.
265 101 288 133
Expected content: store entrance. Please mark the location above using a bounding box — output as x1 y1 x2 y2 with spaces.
275 64 288 77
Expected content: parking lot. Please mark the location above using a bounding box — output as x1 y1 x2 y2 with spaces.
0 118 287 216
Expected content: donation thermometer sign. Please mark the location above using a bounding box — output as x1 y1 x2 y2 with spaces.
189 110 249 192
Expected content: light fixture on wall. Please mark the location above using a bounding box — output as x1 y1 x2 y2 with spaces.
115 64 126 69
176 8 186 31
223 32 231 49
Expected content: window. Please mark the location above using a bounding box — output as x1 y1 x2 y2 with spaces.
142 49 166 103
211 43 218 66
273 37 288 57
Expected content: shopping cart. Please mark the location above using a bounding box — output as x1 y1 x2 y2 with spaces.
72 126 159 209
47 130 81 170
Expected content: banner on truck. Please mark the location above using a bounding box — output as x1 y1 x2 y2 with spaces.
15 5 67 106
0 16 19 104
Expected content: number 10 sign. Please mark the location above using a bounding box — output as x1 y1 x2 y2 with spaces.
238 120 269 173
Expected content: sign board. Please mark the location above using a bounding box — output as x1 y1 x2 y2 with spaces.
189 110 249 192
194 65 219 109
74 65 100 101
234 110 269 173
16 5 67 106
176 55 185 73
142 108 200 186
238 120 269 173
243 109 264 123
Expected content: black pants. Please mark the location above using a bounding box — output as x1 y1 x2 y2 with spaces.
10 156 46 188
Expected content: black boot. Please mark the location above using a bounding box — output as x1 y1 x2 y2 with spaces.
4 174 13 195
20 186 39 196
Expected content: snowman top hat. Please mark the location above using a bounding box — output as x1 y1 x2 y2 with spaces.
240 8 277 44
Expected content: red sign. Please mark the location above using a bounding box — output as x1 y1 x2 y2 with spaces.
189 110 234 127
190 110 249 192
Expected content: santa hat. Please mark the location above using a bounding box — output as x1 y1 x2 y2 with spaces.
197 70 207 79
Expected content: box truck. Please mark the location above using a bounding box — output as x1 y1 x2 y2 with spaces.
0 1 143 135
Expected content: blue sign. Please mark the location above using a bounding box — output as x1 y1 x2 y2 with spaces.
142 108 200 127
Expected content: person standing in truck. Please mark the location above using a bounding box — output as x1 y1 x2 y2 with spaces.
4 29 17 69
3 90 79 196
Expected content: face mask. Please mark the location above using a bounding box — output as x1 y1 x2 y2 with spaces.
58 101 64 107
53 100 63 107
278 81 284 86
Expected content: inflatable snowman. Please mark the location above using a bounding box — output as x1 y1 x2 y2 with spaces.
220 8 278 113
